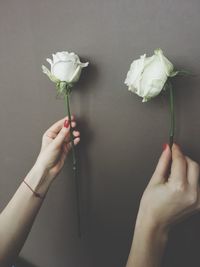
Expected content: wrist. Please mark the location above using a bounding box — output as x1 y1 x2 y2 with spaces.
135 209 169 244
24 163 51 197
127 211 169 267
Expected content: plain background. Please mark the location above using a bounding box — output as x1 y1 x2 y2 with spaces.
0 0 200 266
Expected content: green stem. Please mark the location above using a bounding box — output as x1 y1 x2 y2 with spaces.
169 85 175 149
64 90 81 238
65 93 76 170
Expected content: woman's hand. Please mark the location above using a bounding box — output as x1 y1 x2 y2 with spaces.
34 116 80 182
137 143 200 233
126 144 200 267
0 117 80 266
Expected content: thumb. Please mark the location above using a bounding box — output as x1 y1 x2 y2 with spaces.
53 126 70 148
150 144 171 184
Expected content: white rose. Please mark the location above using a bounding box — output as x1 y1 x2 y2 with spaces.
124 49 174 102
42 51 89 84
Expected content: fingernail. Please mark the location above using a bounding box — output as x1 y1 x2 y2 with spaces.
64 120 69 128
163 143 168 151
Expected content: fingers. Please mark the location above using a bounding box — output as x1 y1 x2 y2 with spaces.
72 130 80 138
60 136 81 166
53 126 80 149
185 156 199 188
170 144 187 184
53 125 70 147
44 118 76 144
63 129 80 142
151 144 171 184
67 137 80 150
74 137 80 145
64 135 80 152
44 116 75 136
46 131 57 139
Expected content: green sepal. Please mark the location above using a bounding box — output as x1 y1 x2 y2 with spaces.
56 81 73 95
59 81 68 93
142 96 151 102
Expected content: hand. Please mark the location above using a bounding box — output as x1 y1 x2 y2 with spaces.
137 143 200 233
34 116 80 182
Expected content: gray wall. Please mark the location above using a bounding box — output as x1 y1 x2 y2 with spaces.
0 0 200 266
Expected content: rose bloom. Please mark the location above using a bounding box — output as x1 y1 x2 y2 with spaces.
125 49 174 102
42 51 89 84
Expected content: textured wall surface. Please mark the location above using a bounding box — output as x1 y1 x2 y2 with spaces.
0 0 200 267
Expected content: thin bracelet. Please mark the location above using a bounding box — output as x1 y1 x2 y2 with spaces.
23 180 45 200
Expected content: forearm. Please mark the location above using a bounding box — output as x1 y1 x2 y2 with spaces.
126 212 168 267
0 164 50 267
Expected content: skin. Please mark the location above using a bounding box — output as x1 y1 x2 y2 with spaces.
126 143 200 267
0 116 80 267
0 119 199 267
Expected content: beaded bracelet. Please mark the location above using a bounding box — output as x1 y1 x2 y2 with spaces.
23 180 45 200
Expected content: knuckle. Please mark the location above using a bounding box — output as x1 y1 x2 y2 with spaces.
173 182 186 193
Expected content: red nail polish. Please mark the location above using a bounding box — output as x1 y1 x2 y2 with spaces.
163 143 168 151
64 120 69 128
